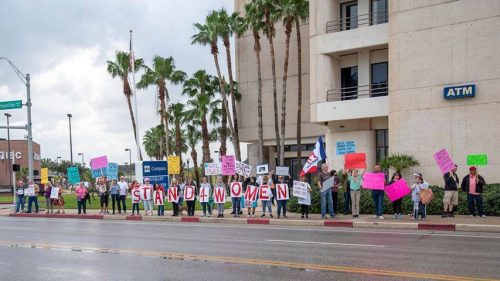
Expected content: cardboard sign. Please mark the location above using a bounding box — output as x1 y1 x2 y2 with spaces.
90 156 108 170
256 164 269 175
433 148 455 174
276 184 289 200
235 161 251 177
221 155 236 175
67 167 80 184
199 184 210 203
336 141 356 155
213 187 226 204
92 168 107 178
107 162 119 180
167 187 179 203
344 153 367 169
25 187 36 197
184 185 196 201
50 187 59 199
244 185 258 202
131 189 141 203
276 166 289 176
41 168 49 184
230 182 243 198
467 154 488 166
362 173 385 190
204 162 221 176
167 156 180 174
154 191 164 205
140 185 152 200
321 176 334 193
259 185 272 200
385 178 411 202
293 181 309 199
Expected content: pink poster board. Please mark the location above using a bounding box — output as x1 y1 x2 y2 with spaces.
221 155 236 175
90 155 109 170
433 148 455 174
362 173 385 190
385 178 411 202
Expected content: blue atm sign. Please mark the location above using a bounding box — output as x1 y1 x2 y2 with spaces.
444 84 475 99
142 161 169 188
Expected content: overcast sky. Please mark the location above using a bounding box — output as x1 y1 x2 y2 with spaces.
0 0 245 166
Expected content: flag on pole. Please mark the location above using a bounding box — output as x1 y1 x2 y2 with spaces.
300 136 327 177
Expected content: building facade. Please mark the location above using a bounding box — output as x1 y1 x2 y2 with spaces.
0 140 41 189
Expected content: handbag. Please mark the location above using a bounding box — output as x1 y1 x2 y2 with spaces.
419 188 433 205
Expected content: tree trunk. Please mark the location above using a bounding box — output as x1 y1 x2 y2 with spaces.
191 149 200 187
266 14 280 166
253 29 264 164
280 20 293 166
164 87 171 158
123 79 143 160
296 19 303 171
223 38 241 161
175 121 183 175
201 113 211 164
220 106 227 157
158 86 167 159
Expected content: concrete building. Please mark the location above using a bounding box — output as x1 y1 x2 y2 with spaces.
236 0 500 184
0 139 41 190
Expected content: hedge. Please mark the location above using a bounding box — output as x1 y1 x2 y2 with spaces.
288 184 500 216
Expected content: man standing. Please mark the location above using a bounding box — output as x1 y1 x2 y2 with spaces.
26 180 40 213
442 165 459 218
109 180 120 214
15 180 26 213
317 163 335 220
118 176 128 214
372 164 386 220
461 166 486 218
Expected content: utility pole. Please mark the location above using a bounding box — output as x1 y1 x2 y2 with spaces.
67 114 73 164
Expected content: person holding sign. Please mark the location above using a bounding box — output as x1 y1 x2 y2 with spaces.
154 184 165 216
461 167 486 218
317 163 335 220
389 173 403 219
26 180 40 213
243 177 258 217
52 183 65 214
97 177 109 214
109 180 120 215
199 177 212 217
349 169 363 218
14 180 26 213
185 177 197 217
411 173 430 220
214 176 227 218
297 175 312 219
169 178 181 216
228 175 242 217
118 176 128 214
371 165 386 220
140 178 154 216
43 183 54 214
442 165 459 218
75 182 89 215
276 176 290 219
130 181 141 216
259 175 274 218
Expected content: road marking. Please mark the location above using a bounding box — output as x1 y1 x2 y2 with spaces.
0 226 33 230
1 240 497 281
266 239 385 248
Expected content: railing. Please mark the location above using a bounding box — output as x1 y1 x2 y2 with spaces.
326 83 388 102
326 10 388 33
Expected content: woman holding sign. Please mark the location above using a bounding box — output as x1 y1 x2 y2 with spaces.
199 177 212 217
298 175 312 219
52 183 65 214
349 169 363 218
185 177 197 217
260 175 274 218
97 177 109 214
130 180 141 216
228 175 241 217
389 173 403 219
140 178 154 216
243 177 258 218
215 176 226 218
276 176 289 219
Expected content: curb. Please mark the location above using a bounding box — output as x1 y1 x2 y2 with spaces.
455 224 500 233
354 221 418 230
10 213 103 220
247 219 269 225
418 223 455 231
324 221 353 228
126 215 142 221
181 217 200 223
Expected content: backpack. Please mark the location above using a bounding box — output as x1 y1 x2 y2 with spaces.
419 188 433 205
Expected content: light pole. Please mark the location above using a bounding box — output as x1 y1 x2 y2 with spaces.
125 148 131 182
77 153 84 167
187 159 190 178
56 156 61 164
4 113 14 206
67 114 73 165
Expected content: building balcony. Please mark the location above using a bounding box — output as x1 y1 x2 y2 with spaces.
326 10 388 33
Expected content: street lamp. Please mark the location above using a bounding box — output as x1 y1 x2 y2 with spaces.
125 148 132 182
67 114 73 164
77 152 84 167
4 113 14 206
56 156 61 164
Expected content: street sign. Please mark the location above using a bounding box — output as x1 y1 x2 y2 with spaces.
142 161 169 188
0 100 22 110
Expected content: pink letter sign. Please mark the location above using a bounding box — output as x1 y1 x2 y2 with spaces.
213 187 226 204
362 173 385 190
230 182 243 198
245 185 258 202
276 184 289 200
221 155 236 175
184 185 196 201
385 178 411 202
90 156 109 170
434 148 455 174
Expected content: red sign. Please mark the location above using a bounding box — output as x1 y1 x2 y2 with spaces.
344 153 367 169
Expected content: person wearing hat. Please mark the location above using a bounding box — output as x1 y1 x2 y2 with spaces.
411 172 429 220
461 167 486 218
140 178 154 216
442 165 460 218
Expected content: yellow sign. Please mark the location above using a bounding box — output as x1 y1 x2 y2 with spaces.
168 156 180 175
41 168 49 184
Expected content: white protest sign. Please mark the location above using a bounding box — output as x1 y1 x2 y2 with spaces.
298 194 311 206
293 181 308 199
256 164 269 175
259 185 272 200
230 182 243 198
140 185 152 200
167 187 179 203
244 185 259 202
276 166 289 176
213 187 226 204
154 191 164 206
131 189 141 203
199 184 211 203
25 186 36 197
184 185 196 201
321 176 334 193
276 184 289 200
204 162 221 176
50 187 59 199
235 161 252 177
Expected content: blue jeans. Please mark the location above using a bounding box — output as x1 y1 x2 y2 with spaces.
201 202 212 215
277 200 288 217
15 195 25 212
231 197 241 214
157 205 164 216
27 196 39 213
119 195 127 213
372 190 385 217
467 194 484 216
77 199 87 214
343 191 351 215
418 201 427 218
320 189 334 218
261 200 272 214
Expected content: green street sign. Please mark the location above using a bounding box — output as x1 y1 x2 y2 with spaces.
467 154 488 166
0 100 22 110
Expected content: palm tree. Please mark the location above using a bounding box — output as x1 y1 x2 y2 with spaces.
244 1 266 164
381 153 420 175
168 102 186 175
106 50 144 160
143 125 165 160
137 56 186 158
186 124 201 185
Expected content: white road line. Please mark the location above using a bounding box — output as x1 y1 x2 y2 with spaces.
266 239 385 248
0 226 33 230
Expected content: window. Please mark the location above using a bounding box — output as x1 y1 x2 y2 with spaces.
341 1 358 31
371 62 388 97
341 66 358 100
371 0 388 25
376 129 388 163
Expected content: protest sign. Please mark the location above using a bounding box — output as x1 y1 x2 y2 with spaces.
204 162 221 176
140 185 152 200
50 187 59 199
25 187 35 197
107 163 119 180
259 185 272 200
131 189 141 203
292 181 308 199
199 184 210 203
67 167 80 184
91 168 107 178
244 185 258 202
221 155 236 175
385 178 411 202
90 156 108 170
235 161 251 177
336 141 356 155
344 153 367 169
467 154 488 166
230 182 243 197
276 184 289 200
167 187 179 203
276 166 289 176
321 176 334 193
167 156 180 174
41 168 49 184
433 148 455 174
154 191 164 205
213 187 226 204
184 185 196 201
362 173 385 190
256 164 269 175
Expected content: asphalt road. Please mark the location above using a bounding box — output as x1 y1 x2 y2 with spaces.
0 217 499 281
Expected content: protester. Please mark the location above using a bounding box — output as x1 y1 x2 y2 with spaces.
53 183 65 214
140 178 154 216
298 175 312 219
349 169 363 218
15 180 26 213
43 182 53 214
200 176 212 217
442 165 459 218
170 178 181 217
109 179 120 214
317 163 335 220
342 170 352 215
154 183 165 216
131 180 141 216
215 176 226 218
97 177 109 214
178 176 185 215
269 170 277 206
260 174 274 218
372 164 385 220
330 170 340 215
276 176 289 219
389 172 403 219
411 173 429 220
75 182 88 215
461 166 486 218
118 176 128 214
26 180 40 213
243 176 258 218
228 174 241 217
185 177 197 217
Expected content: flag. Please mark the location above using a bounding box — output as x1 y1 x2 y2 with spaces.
300 136 327 177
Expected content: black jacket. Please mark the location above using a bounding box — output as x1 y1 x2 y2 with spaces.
461 174 486 194
444 172 459 191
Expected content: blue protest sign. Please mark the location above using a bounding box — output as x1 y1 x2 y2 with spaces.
107 163 119 180
336 141 356 155
67 167 80 184
92 167 107 178
143 161 169 188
